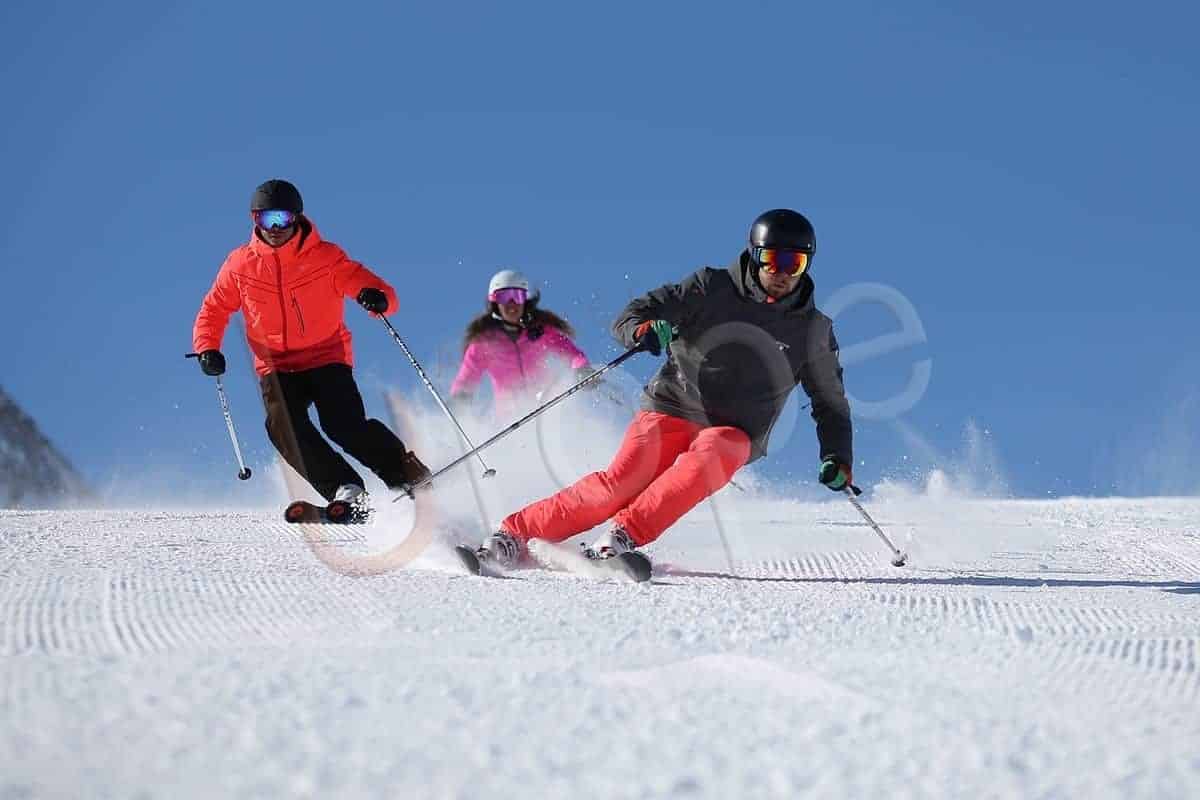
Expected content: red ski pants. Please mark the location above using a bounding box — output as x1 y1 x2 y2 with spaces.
500 411 751 546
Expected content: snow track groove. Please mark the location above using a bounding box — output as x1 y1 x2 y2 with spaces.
0 511 395 657
665 549 1200 712
749 551 880 579
2 568 397 657
862 592 1190 638
90 568 394 655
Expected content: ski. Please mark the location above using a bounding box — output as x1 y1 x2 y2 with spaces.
530 540 653 583
613 550 653 582
451 546 523 578
283 499 366 525
453 544 513 578
454 544 484 575
455 539 650 583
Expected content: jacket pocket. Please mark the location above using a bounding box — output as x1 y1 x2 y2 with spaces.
291 295 307 336
241 287 285 346
288 268 337 342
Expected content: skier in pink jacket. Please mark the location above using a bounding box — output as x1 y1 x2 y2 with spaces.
449 270 592 418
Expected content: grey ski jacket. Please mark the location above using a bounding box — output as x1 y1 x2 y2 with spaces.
612 252 852 465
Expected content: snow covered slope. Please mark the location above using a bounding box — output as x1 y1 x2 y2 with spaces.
2 492 1198 798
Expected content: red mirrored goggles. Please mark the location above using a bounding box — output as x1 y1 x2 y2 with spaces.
489 287 528 305
753 247 810 276
252 209 298 230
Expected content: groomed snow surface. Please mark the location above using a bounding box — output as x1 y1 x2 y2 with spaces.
3 489 1198 798
2 396 1199 798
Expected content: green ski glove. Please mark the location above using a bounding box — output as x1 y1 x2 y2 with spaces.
818 458 852 492
633 320 674 356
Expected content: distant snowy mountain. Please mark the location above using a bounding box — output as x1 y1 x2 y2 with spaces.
0 386 88 506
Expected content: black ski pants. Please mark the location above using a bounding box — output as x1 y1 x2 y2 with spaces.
261 363 409 501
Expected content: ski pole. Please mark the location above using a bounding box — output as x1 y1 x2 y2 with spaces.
215 376 253 480
843 485 906 566
377 316 496 479
395 343 645 501
186 354 252 480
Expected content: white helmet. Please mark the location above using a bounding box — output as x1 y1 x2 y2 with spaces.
488 269 538 300
489 271 542 304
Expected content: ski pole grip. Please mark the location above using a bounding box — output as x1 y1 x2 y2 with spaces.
185 352 199 359
848 484 864 497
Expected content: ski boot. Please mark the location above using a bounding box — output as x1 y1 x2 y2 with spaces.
456 530 521 575
583 527 636 560
583 527 652 582
325 484 372 524
395 451 432 496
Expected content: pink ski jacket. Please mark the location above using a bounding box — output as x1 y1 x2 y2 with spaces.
450 327 588 415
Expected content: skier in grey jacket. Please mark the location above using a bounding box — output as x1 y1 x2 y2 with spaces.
474 209 855 567
611 213 852 468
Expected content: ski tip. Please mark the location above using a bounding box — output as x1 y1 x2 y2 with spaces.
454 545 484 576
617 551 653 583
325 500 353 523
284 500 322 524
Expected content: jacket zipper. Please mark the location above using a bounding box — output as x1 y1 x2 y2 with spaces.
273 252 288 350
513 335 527 387
292 295 306 336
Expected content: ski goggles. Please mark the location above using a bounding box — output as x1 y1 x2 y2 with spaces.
252 209 298 230
489 287 528 305
753 247 810 276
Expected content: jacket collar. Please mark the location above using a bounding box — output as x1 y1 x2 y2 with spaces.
248 216 322 265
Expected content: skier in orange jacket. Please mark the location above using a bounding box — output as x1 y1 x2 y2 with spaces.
192 179 430 514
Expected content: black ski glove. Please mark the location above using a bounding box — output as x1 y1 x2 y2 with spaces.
818 457 852 491
197 350 226 377
357 287 388 314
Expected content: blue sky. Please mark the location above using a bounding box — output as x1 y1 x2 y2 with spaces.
1 0 1197 501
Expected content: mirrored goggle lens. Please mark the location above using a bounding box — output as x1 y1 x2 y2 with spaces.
489 287 528 305
253 209 297 230
754 247 810 276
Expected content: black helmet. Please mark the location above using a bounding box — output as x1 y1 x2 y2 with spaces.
749 209 816 255
250 179 303 213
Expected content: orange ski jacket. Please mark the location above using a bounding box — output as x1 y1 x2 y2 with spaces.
193 219 398 376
